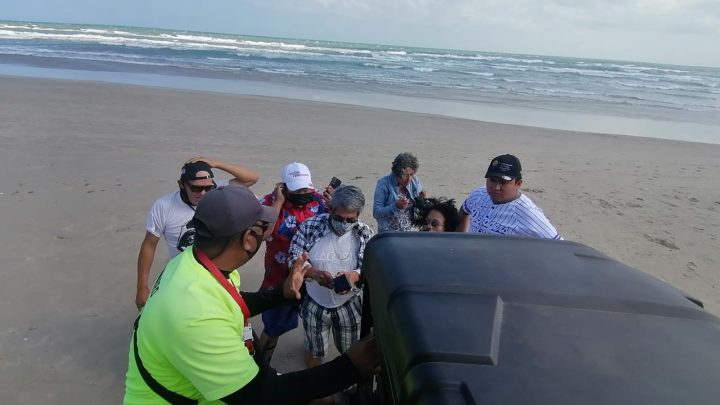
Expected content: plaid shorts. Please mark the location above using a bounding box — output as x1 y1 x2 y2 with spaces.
300 294 362 358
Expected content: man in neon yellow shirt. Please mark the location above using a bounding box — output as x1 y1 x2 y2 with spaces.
124 185 378 404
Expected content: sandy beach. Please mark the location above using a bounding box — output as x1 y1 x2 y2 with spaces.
1 75 719 403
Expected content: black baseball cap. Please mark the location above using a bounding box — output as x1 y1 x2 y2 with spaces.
192 185 277 238
180 161 214 182
485 154 522 180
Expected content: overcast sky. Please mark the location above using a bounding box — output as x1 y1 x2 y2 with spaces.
3 0 719 67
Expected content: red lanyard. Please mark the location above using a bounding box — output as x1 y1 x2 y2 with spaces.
193 247 254 354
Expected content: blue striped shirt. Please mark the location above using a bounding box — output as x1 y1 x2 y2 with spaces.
462 187 562 240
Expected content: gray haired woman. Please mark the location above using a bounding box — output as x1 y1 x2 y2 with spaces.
372 152 426 232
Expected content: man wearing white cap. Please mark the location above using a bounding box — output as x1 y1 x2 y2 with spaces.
257 162 329 364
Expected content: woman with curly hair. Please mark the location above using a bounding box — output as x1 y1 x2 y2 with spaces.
412 197 461 232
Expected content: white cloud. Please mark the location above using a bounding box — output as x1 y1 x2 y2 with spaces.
250 0 719 65
262 0 719 35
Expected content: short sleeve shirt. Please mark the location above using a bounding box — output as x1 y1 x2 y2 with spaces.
462 187 561 239
145 191 196 258
145 181 231 258
258 192 327 289
124 249 258 404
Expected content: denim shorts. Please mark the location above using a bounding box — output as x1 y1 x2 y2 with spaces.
261 302 300 338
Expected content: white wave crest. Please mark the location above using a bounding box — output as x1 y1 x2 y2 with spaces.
254 68 307 76
462 71 494 77
616 81 681 90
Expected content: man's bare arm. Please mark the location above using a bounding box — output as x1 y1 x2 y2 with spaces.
136 232 160 310
186 156 260 187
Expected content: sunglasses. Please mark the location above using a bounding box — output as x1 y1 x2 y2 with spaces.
331 214 358 224
249 221 271 236
186 183 217 193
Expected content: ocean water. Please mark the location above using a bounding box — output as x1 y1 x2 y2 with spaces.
1 20 719 144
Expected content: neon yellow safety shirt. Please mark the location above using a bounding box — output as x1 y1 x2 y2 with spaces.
124 249 259 404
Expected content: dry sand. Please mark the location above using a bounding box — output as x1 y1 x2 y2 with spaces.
1 76 719 403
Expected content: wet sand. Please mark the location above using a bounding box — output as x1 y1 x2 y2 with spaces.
1 75 718 403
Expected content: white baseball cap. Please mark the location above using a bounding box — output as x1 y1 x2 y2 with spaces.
282 162 314 191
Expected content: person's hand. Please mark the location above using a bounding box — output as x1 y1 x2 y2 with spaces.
185 156 219 168
135 286 150 310
308 267 335 289
335 271 360 295
396 196 409 210
419 190 427 199
346 335 381 380
322 185 335 204
272 183 286 205
284 253 309 300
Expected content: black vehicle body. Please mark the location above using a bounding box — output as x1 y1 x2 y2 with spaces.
360 233 720 405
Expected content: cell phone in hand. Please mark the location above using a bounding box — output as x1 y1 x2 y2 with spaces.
333 274 352 293
329 177 342 189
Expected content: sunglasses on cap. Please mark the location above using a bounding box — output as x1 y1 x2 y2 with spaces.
186 183 217 193
331 214 358 224
487 176 513 185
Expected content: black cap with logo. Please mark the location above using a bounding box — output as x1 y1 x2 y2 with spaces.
485 154 522 180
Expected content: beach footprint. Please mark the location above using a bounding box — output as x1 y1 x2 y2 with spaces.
56 225 74 240
643 233 679 250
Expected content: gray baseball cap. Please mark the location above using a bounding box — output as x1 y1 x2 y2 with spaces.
192 185 277 238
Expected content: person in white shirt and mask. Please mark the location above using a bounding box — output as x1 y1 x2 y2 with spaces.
287 185 373 369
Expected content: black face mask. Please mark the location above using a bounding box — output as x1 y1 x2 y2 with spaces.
243 230 264 261
178 184 194 209
287 192 315 206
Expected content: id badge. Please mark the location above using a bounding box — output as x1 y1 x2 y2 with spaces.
243 323 253 342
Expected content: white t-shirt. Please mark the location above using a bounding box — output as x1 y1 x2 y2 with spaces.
145 180 230 258
462 187 562 239
306 231 360 308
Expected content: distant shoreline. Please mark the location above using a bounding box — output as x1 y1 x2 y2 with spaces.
1 51 719 145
